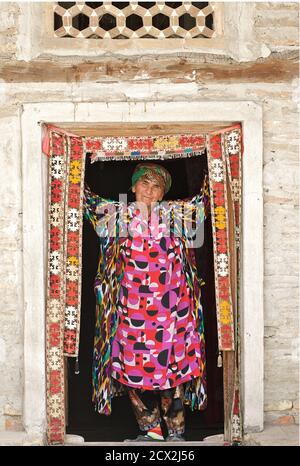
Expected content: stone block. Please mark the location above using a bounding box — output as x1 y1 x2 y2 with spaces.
5 417 24 432
0 431 46 446
255 2 300 10
4 404 22 417
0 9 18 33
256 18 299 29
65 434 85 445
255 26 299 47
272 415 295 425
255 10 299 28
265 400 293 411
264 159 298 190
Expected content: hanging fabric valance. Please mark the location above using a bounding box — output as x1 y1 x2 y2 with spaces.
42 123 242 445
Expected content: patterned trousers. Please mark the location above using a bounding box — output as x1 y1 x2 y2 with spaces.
127 384 185 435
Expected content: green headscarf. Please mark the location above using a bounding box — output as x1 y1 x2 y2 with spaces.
131 163 172 194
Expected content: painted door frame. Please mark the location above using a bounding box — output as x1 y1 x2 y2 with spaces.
21 101 264 442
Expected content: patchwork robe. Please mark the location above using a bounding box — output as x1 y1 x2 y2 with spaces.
83 177 210 415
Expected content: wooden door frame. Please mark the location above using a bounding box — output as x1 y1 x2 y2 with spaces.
21 101 264 443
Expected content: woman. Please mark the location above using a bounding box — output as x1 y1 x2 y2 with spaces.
83 162 209 442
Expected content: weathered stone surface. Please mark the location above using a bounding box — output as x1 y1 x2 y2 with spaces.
0 431 45 446
255 27 299 47
293 399 299 410
265 400 293 411
5 418 23 432
255 11 299 28
244 423 299 446
65 434 85 445
290 399 299 424
256 3 299 10
254 2 299 50
0 3 19 58
272 415 295 426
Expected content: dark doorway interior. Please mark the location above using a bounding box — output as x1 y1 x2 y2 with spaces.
66 153 224 441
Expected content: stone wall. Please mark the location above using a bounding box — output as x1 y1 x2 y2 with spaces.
254 2 299 50
0 2 298 436
0 2 19 59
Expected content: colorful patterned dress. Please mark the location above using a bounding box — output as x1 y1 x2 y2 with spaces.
111 206 203 390
83 180 210 415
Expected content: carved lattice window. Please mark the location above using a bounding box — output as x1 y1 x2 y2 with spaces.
54 2 215 39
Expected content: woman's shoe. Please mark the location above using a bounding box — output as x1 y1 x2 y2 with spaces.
124 434 164 442
165 433 185 442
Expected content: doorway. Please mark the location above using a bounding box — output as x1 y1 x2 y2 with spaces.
66 152 224 441
21 101 263 443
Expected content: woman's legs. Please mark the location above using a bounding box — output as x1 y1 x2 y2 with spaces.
127 388 163 439
127 385 185 440
160 385 185 436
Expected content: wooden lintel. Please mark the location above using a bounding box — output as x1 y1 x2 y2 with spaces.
0 52 298 83
52 122 237 137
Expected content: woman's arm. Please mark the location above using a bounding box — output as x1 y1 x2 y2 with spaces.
167 174 210 242
83 183 121 238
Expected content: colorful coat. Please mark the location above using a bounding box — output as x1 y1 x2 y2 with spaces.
83 177 210 415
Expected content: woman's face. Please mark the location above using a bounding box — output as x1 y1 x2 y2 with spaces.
132 177 164 209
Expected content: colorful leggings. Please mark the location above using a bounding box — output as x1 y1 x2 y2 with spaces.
127 384 185 435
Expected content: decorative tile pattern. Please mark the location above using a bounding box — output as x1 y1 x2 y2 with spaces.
54 2 215 39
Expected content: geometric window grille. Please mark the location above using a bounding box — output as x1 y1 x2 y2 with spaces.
54 2 215 39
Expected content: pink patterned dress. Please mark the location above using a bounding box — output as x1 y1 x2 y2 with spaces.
111 206 203 390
